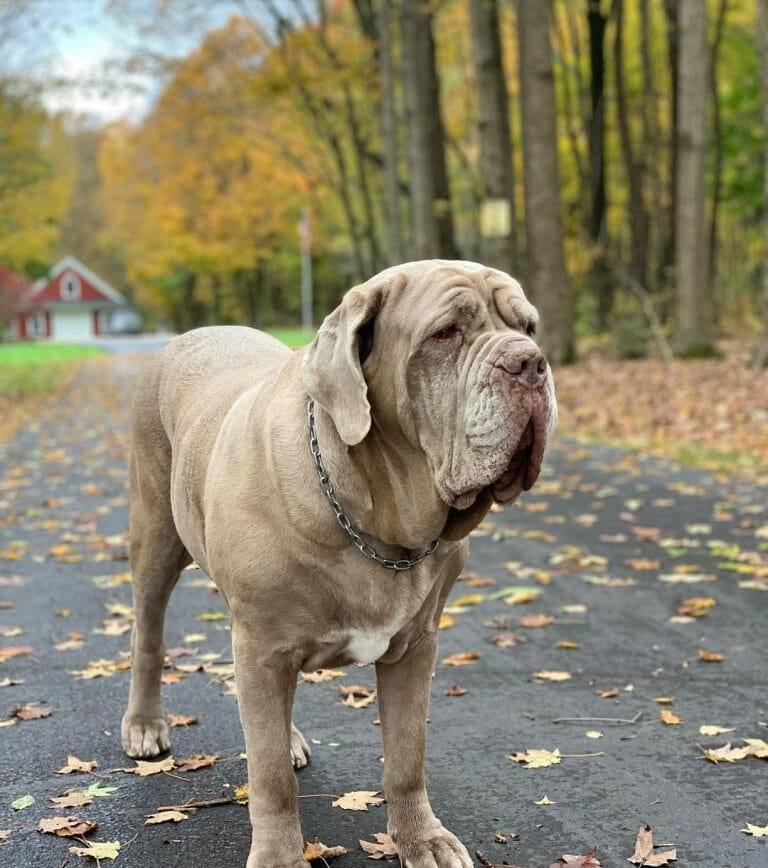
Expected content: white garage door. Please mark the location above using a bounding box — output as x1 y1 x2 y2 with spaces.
52 310 92 341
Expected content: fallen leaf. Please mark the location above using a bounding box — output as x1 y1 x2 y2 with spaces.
489 631 526 648
585 731 604 739
332 791 384 811
446 684 467 697
195 611 227 621
13 704 53 720
451 593 487 607
304 839 348 861
596 688 619 699
441 651 480 666
0 645 34 662
359 831 398 859
38 816 97 837
698 725 734 736
518 614 555 628
745 738 768 758
301 669 346 684
82 782 119 798
168 713 198 727
676 596 716 617
50 791 95 809
533 670 572 682
741 823 768 837
699 743 751 764
126 756 175 776
11 794 35 810
658 573 716 584
697 650 725 663
0 829 9 841
57 756 97 774
176 754 218 772
660 709 683 725
438 613 456 629
627 824 677 866
535 795 555 805
509 748 561 768
557 640 581 650
550 847 602 866
69 840 121 861
144 810 188 825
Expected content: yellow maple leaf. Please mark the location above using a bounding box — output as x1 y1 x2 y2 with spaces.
69 840 121 861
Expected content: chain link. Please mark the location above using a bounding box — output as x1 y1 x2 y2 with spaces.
307 399 439 571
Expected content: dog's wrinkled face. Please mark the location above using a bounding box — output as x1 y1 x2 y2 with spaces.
302 260 557 516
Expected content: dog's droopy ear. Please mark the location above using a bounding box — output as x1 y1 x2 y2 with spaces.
301 281 384 446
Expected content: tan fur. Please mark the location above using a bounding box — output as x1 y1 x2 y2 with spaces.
122 260 556 867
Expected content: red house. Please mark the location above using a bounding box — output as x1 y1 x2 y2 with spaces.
3 256 129 341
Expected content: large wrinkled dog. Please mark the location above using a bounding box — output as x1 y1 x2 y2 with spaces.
122 260 556 867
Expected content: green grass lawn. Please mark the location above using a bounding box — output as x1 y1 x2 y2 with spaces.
267 328 315 349
0 343 105 400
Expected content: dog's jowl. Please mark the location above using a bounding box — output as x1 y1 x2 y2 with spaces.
122 259 557 868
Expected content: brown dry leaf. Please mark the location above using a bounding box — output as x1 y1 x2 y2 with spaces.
624 558 661 571
627 824 677 866
462 572 496 587
549 847 602 866
0 829 9 841
557 640 581 650
676 597 716 617
332 791 384 811
700 742 751 764
698 650 725 663
0 645 34 663
161 672 185 684
57 756 97 774
660 709 683 725
596 687 619 699
144 810 188 825
509 748 562 768
38 816 97 838
301 669 346 683
338 685 377 709
359 831 398 860
127 756 175 776
12 704 52 720
441 651 480 667
698 725 734 736
176 754 218 772
168 713 198 727
446 684 467 697
489 631 526 648
439 613 456 629
519 614 555 628
51 791 95 809
304 840 348 861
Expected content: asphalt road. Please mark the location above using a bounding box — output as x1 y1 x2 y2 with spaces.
1 354 766 868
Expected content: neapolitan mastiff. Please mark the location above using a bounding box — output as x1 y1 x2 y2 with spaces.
122 259 557 867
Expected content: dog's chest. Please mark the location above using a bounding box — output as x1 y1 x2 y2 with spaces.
344 629 394 665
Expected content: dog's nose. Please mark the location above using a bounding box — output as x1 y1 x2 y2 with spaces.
496 349 547 387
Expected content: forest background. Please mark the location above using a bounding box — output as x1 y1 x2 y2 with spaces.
2 0 768 374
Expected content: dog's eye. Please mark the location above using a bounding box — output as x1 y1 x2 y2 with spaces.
432 325 460 342
525 322 536 338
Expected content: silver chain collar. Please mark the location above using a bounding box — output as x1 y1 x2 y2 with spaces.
307 399 439 571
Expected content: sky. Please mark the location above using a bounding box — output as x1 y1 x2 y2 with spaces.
3 0 243 124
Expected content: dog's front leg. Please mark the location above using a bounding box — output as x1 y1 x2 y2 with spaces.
232 619 306 868
376 634 473 868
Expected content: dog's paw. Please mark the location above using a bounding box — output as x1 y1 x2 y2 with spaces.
290 722 311 769
121 714 171 758
398 826 473 868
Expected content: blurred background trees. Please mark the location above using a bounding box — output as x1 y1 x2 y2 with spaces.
2 0 768 365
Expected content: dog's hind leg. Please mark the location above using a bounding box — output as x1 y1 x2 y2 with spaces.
122 399 191 758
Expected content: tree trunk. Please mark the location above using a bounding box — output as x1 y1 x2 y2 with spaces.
754 0 768 367
673 0 713 356
614 0 650 290
468 0 518 276
587 0 611 328
660 0 680 294
377 0 404 265
517 0 575 364
708 0 729 285
400 0 459 260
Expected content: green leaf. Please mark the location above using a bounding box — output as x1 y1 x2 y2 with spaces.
11 794 35 810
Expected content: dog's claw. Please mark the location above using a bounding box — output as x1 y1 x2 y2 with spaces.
121 715 171 758
290 722 311 769
398 827 473 868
